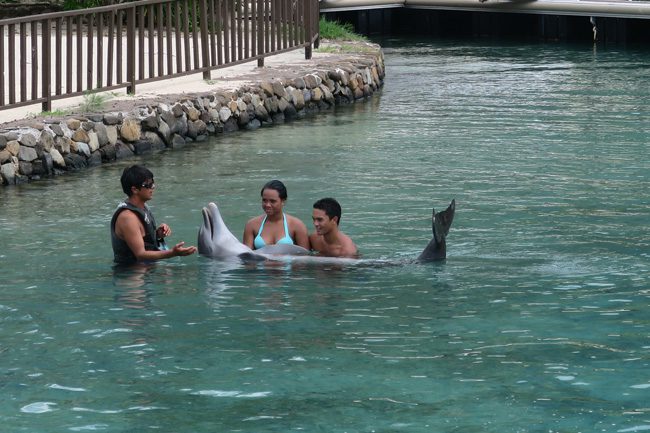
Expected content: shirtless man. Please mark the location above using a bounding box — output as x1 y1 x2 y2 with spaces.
309 197 358 258
110 165 196 265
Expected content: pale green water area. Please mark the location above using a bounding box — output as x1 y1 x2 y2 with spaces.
1 39 649 432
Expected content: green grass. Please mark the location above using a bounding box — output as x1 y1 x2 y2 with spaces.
319 17 367 41
39 109 70 117
317 43 377 54
78 91 113 113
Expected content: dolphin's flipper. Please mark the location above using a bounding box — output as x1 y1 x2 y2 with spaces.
257 244 311 256
238 252 268 262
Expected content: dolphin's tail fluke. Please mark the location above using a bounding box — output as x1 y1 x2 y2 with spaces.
419 199 455 262
433 199 455 243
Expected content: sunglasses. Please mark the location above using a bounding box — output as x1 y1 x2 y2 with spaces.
140 181 156 189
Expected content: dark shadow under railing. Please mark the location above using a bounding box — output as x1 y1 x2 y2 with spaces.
0 0 320 113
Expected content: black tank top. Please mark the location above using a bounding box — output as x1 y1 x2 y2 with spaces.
110 202 161 264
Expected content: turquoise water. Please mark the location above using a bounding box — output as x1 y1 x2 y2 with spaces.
1 39 649 432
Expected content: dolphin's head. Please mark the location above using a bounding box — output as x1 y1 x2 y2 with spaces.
198 202 255 259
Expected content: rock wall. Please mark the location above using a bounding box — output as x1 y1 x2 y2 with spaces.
0 52 384 187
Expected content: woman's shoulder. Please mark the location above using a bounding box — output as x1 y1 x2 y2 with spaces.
285 213 308 229
245 214 264 227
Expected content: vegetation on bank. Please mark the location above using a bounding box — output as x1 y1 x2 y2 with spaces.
319 17 367 41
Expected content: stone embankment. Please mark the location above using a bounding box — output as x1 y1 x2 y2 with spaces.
0 47 384 187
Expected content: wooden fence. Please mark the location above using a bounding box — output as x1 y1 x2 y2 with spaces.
0 0 320 112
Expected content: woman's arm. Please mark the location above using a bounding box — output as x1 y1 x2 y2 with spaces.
289 215 311 250
242 217 258 249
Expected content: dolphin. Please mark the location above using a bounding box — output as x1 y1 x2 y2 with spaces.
198 199 455 263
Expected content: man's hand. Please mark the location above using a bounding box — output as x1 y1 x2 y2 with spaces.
156 223 171 238
171 241 197 257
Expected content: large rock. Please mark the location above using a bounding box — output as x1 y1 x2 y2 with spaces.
157 119 171 144
304 74 321 89
54 136 71 155
72 129 90 143
187 120 207 139
18 161 33 176
290 89 305 110
319 84 334 104
278 97 289 113
144 131 165 150
222 118 239 132
94 123 109 146
105 125 118 145
171 103 184 117
76 142 91 158
5 140 20 156
142 114 159 131
88 151 102 167
19 133 37 148
18 145 38 162
64 153 87 170
120 118 141 142
185 105 201 121
237 110 250 126
88 131 100 152
0 134 7 150
1 162 16 184
39 132 54 151
115 142 134 159
272 81 287 98
40 152 54 175
245 119 261 130
103 113 122 125
254 104 269 121
49 148 66 168
133 140 152 154
312 87 323 102
291 77 306 89
99 143 116 162
170 134 186 148
260 81 274 96
49 123 64 136
284 103 298 120
219 107 231 122
66 118 81 130
0 150 11 164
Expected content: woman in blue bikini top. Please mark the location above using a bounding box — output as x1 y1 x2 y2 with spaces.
243 180 310 250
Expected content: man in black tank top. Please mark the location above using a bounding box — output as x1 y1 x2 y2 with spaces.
111 165 196 265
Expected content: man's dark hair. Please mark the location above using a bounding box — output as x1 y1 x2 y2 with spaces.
313 197 342 225
120 165 154 196
261 180 288 200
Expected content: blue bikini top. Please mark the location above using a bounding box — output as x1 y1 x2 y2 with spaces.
253 213 294 249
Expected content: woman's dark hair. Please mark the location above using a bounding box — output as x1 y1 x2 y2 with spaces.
260 180 287 200
120 165 154 196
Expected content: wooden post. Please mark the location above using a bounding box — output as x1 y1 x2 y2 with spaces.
41 19 52 112
126 6 136 94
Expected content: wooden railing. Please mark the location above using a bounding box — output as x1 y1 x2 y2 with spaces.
0 0 320 112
